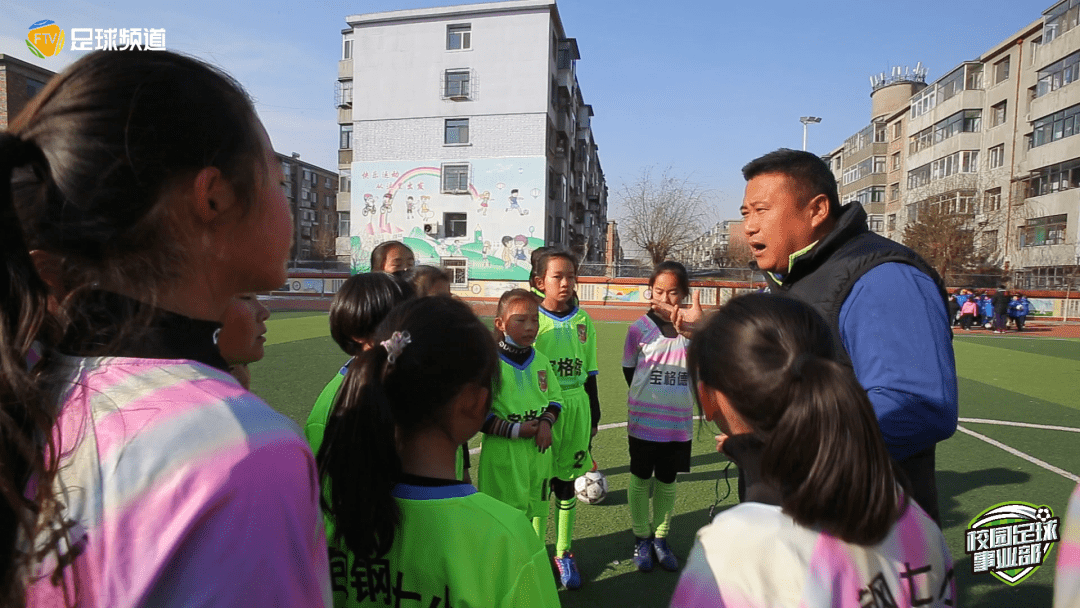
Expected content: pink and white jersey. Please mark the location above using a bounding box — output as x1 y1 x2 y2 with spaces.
623 314 694 443
671 501 955 608
27 356 332 608
1055 482 1080 608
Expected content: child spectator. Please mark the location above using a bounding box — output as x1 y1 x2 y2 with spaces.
959 296 978 331
478 289 562 539
404 264 452 297
371 241 415 273
218 292 271 389
3 50 329 607
671 294 954 608
1010 293 1031 332
316 297 561 607
623 261 695 573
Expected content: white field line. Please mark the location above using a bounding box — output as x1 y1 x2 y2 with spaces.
959 417 1080 433
957 425 1080 483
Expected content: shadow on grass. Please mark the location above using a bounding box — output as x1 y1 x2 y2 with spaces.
952 553 1053 608
556 507 720 608
937 467 1031 529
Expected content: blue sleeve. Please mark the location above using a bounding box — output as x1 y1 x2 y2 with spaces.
839 263 958 461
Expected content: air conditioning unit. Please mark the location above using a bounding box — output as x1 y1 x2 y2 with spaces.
424 222 440 236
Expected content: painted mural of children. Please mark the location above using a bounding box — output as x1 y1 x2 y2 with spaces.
406 195 415 219
502 235 516 267
515 234 530 264
507 188 528 214
362 193 376 216
479 190 490 216
381 192 394 214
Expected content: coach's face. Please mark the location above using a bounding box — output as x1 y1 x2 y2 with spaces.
741 173 831 274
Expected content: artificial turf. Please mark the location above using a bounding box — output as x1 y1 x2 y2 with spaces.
249 310 1080 607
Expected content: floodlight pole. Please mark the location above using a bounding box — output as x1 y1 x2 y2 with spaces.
800 116 822 151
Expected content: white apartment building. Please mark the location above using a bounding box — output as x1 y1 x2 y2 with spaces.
826 0 1080 290
337 0 607 284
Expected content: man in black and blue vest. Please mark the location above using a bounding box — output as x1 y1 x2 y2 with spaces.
739 148 957 523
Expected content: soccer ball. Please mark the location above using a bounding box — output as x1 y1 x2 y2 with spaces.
984 322 993 329
574 470 608 505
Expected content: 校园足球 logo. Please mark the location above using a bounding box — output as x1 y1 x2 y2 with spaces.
965 501 1059 586
27 20 65 58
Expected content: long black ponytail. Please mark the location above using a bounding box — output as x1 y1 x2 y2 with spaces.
317 297 496 559
688 294 906 545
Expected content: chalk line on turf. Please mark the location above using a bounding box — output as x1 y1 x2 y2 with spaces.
959 417 1080 433
957 425 1080 483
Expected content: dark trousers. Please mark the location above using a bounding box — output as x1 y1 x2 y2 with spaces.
1014 316 1026 331
959 313 974 329
994 312 1008 331
896 445 941 525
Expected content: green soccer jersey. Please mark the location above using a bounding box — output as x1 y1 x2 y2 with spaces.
479 350 562 517
327 482 561 608
535 305 599 391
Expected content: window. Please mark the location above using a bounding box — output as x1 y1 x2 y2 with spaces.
887 214 897 231
447 24 471 50
26 78 46 98
1026 158 1080 197
339 169 351 192
325 177 332 188
444 212 467 238
1036 49 1080 97
443 258 468 286
342 34 353 60
984 188 1002 212
339 124 352 150
890 182 900 201
989 144 1005 169
441 163 469 193
990 101 1007 127
980 230 998 255
1044 0 1080 44
892 122 903 140
338 212 350 236
445 70 470 99
1032 103 1080 148
873 156 886 174
868 215 884 232
891 152 901 170
444 118 469 144
1020 214 1068 247
994 57 1011 84
337 80 353 108
874 124 887 143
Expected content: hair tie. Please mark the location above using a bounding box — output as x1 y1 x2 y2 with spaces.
790 352 814 380
380 330 411 365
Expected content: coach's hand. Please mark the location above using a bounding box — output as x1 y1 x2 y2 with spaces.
656 290 703 338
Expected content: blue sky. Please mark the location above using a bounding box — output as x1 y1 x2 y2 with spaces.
3 0 1054 220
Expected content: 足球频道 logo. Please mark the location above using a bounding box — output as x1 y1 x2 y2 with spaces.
965 501 1059 586
27 20 65 58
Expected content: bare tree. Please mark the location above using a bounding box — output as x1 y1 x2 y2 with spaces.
617 167 713 265
311 222 337 294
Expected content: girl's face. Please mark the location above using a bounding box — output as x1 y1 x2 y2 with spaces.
495 299 539 346
228 124 293 292
383 246 415 273
539 257 576 306
218 293 271 365
650 272 685 321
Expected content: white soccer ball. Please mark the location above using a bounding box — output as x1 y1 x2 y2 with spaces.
574 470 608 505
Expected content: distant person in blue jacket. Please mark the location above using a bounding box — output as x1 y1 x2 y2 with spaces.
981 294 995 330
1009 293 1031 331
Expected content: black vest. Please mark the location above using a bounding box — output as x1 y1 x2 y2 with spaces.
760 203 949 368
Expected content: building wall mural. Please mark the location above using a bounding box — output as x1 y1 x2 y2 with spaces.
350 158 547 279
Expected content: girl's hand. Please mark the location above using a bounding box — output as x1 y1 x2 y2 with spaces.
535 421 553 452
519 420 540 439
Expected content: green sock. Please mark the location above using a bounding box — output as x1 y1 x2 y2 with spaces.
628 474 652 538
653 480 677 538
556 496 577 554
532 510 548 540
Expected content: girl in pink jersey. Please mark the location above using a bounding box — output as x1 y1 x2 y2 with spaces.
1 51 329 607
623 261 694 573
672 294 955 608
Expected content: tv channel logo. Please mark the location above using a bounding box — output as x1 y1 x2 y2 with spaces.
27 20 65 58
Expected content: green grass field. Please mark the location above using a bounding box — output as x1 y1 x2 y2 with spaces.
250 311 1080 608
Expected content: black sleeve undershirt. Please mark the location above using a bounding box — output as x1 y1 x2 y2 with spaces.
585 374 600 428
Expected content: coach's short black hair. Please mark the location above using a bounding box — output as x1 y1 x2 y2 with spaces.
742 148 841 217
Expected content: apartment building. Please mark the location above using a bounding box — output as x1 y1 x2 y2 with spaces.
277 152 339 265
338 0 608 283
825 0 1080 289
0 54 54 129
